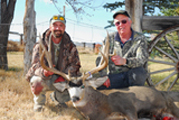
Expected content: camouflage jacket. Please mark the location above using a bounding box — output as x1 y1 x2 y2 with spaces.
25 30 81 82
96 31 149 76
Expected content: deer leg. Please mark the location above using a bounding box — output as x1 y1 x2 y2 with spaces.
123 110 138 120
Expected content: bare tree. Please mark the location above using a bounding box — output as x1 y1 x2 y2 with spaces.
52 0 101 20
23 0 36 75
0 0 16 70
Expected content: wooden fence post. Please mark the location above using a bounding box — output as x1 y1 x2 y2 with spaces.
82 42 86 49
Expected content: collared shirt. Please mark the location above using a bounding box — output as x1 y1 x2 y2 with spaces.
115 29 134 48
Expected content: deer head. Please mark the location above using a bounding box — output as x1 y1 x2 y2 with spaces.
39 31 113 102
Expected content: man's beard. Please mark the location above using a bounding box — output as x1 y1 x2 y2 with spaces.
52 30 64 38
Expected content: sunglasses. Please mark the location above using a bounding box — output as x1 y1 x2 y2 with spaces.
52 15 65 21
114 20 127 26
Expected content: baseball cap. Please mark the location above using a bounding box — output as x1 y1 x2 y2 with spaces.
50 15 66 26
113 10 130 19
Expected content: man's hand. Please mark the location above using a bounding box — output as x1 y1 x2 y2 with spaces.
111 55 126 65
43 69 54 77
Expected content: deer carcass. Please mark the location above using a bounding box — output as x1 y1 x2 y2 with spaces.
68 84 179 120
39 32 179 120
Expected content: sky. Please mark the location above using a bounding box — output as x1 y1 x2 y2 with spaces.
9 0 123 44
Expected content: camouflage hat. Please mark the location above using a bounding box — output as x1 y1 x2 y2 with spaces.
50 15 66 26
113 10 130 19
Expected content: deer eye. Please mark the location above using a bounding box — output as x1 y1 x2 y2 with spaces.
80 85 85 89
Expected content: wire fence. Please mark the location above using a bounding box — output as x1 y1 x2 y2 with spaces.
8 17 116 43
0 19 115 70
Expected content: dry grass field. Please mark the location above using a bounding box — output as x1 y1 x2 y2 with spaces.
0 49 179 120
0 50 98 120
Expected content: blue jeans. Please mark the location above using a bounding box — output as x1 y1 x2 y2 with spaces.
97 67 147 90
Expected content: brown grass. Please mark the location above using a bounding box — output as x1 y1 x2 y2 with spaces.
7 41 24 52
0 50 179 120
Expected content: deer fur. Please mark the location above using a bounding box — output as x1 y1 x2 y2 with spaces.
68 85 179 120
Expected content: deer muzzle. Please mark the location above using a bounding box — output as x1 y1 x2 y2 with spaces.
72 96 80 102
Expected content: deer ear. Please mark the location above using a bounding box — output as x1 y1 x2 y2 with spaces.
85 76 108 89
53 82 69 92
